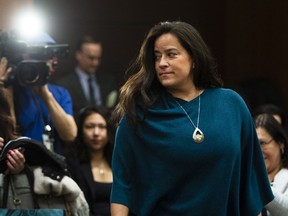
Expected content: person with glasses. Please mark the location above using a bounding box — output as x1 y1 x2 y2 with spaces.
54 35 119 117
254 114 288 215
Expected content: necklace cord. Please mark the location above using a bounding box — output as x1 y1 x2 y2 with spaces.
174 94 200 129
174 93 204 143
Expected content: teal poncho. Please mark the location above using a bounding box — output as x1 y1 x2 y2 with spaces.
111 88 273 216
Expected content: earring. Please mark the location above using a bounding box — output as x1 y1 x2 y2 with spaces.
281 148 285 155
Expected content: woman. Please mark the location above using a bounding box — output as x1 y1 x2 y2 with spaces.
0 57 89 213
254 114 288 215
110 21 273 215
0 57 25 174
66 106 114 216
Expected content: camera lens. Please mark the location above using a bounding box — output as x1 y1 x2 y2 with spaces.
16 60 49 86
18 62 40 84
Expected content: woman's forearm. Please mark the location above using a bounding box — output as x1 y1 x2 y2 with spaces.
111 203 129 216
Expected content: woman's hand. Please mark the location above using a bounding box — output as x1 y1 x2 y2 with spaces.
6 148 26 174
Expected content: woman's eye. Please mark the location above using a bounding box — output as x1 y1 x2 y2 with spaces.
168 53 176 57
154 55 161 60
98 124 107 129
85 125 94 129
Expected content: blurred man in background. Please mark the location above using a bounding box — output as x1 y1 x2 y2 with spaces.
54 35 119 116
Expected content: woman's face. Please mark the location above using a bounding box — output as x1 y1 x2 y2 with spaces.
82 113 108 151
256 127 283 174
154 33 194 94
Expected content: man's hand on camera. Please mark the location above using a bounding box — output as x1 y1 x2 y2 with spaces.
30 59 56 98
0 57 12 84
0 136 4 151
32 84 52 101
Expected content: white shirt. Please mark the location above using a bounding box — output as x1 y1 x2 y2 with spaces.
266 168 288 216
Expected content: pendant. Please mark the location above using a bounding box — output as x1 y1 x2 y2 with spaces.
193 127 204 143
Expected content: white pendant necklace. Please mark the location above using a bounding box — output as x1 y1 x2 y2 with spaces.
174 94 204 143
96 167 105 175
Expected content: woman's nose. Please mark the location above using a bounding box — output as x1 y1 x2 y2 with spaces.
93 126 100 135
159 56 168 67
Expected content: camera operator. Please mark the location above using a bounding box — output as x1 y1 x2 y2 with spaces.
0 57 77 154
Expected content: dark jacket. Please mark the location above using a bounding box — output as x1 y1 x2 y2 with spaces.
66 157 112 216
54 71 119 116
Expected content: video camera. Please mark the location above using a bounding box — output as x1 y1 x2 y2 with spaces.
0 30 69 86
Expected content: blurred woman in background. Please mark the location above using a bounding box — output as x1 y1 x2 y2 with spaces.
254 114 288 215
66 106 114 216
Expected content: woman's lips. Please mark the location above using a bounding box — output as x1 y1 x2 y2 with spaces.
159 72 172 76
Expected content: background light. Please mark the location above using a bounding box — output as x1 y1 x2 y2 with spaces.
12 8 46 42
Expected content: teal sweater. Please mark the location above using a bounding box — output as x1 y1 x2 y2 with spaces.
111 88 273 216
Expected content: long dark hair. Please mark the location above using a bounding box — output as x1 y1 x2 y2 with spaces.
253 104 286 128
114 21 223 126
254 113 288 169
71 106 114 167
0 88 17 141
